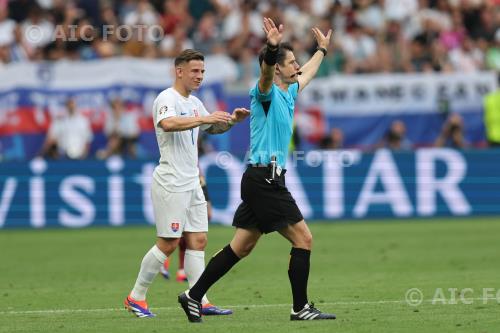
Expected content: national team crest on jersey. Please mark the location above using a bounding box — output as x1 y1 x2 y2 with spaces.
171 221 180 232
193 109 199 117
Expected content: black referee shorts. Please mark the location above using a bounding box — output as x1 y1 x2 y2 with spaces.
232 166 304 234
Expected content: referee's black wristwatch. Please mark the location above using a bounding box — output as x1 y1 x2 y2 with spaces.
317 47 327 56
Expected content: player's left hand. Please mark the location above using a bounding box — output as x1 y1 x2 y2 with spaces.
231 108 250 123
312 27 333 50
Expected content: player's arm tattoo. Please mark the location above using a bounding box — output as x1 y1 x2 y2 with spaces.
205 122 232 134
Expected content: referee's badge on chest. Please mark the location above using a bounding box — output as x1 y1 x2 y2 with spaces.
171 221 180 232
193 109 199 117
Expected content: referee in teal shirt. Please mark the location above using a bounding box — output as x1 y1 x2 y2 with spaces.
179 18 335 322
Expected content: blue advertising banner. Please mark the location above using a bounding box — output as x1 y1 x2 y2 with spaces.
0 149 499 229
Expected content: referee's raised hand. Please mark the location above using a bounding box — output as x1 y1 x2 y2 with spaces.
311 27 333 50
262 17 283 47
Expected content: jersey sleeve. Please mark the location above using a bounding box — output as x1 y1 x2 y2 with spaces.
154 92 177 126
249 81 274 102
288 82 299 100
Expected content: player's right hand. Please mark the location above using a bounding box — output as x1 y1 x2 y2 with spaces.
262 17 283 47
204 111 232 124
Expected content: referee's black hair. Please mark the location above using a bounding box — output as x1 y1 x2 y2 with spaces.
175 49 205 67
258 42 294 67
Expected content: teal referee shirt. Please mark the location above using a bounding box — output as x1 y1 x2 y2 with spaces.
248 81 299 168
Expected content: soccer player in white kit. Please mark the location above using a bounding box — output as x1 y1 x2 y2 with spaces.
124 49 250 318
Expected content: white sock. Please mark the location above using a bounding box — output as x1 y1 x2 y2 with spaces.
130 245 167 301
184 249 209 305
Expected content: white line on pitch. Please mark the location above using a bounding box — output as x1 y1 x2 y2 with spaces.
0 297 498 315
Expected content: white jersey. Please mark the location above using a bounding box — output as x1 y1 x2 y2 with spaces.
152 87 211 192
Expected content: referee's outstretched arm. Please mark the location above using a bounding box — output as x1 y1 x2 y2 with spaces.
297 27 333 92
258 17 284 94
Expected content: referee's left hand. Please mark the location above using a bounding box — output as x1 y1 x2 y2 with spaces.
312 27 333 50
231 108 250 123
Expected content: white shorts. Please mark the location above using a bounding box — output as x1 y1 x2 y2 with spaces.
151 177 208 238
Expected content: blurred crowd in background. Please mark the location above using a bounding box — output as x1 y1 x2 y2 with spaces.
0 0 499 81
0 0 500 161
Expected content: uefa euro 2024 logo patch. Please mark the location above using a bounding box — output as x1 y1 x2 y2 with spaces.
159 106 168 116
171 221 180 232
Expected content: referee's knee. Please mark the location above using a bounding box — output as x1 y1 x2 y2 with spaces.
231 241 257 258
295 231 313 250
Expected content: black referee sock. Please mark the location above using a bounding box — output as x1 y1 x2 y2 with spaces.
288 247 311 313
188 244 240 302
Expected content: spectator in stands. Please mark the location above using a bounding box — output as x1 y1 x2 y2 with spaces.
40 98 93 159
122 0 159 58
354 0 385 37
384 0 418 22
235 46 260 87
485 29 500 70
409 34 433 72
448 36 484 72
319 127 344 150
0 3 15 49
341 22 378 73
0 3 32 64
378 20 412 73
192 11 223 55
483 74 500 147
0 0 497 75
96 98 140 159
0 45 8 68
439 9 466 52
9 25 32 62
221 0 263 58
435 113 468 149
21 4 54 51
283 0 314 40
160 0 193 36
379 120 413 151
123 0 158 28
7 0 35 23
429 40 454 72
159 24 193 58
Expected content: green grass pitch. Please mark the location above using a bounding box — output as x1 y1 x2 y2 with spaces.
1 217 499 333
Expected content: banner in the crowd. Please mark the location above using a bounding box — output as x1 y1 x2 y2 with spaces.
0 56 238 91
1 149 499 229
0 65 497 159
226 72 498 152
300 72 497 115
0 56 236 160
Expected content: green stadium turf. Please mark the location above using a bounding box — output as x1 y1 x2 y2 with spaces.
1 218 499 333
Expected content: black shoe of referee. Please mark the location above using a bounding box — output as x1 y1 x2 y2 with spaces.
290 303 336 321
178 291 202 323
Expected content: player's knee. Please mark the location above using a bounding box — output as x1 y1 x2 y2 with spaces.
181 232 208 251
188 235 207 251
156 237 180 256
